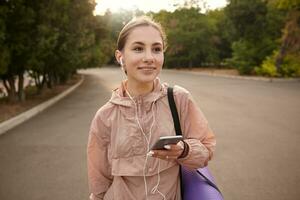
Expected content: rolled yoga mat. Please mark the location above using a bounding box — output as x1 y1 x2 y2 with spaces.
181 166 223 200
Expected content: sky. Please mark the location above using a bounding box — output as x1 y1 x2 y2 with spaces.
94 0 228 15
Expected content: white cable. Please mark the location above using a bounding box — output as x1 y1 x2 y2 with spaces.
125 88 165 200
151 159 166 200
125 89 150 199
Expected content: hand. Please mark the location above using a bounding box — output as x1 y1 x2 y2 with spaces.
148 141 184 161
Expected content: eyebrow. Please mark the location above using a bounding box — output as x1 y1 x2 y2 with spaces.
132 41 163 46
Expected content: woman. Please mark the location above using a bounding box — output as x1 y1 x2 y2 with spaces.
87 16 216 200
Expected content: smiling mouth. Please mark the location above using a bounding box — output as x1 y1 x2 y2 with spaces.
137 66 156 70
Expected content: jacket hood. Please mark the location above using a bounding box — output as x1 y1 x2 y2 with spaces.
109 78 168 107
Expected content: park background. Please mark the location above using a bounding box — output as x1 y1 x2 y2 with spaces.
0 0 299 104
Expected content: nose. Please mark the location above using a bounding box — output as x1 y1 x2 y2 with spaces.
143 49 154 64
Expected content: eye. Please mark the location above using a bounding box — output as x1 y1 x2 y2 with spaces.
133 47 143 52
153 47 162 53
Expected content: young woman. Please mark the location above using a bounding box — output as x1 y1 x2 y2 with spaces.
87 16 216 200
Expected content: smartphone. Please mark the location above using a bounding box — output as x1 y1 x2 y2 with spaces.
150 135 183 150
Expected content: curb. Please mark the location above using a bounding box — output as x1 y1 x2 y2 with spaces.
0 75 84 136
169 69 300 82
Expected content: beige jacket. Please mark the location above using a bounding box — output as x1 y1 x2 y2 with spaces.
87 78 216 200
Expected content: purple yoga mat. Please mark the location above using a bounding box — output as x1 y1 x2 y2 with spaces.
181 166 223 200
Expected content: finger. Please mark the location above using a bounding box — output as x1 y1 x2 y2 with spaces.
164 142 184 151
152 149 178 157
177 141 184 149
154 154 178 161
151 149 182 158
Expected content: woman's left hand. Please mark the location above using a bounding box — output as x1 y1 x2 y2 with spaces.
148 141 184 161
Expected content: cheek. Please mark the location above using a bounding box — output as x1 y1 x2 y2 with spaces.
156 55 164 67
125 58 140 68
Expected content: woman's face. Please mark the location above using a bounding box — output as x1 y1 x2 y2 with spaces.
117 26 164 85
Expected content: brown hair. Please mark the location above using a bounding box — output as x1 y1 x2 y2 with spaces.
116 16 167 51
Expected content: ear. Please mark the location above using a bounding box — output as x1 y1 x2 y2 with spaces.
115 50 123 65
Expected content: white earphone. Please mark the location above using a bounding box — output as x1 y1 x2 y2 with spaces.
120 56 124 66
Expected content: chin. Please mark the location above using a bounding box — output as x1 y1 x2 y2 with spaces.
138 77 156 84
140 73 159 82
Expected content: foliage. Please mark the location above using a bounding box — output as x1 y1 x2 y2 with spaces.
279 53 300 77
0 0 36 102
96 7 233 68
255 54 278 77
255 51 300 77
154 7 222 68
206 9 233 62
1 0 298 105
0 4 9 75
270 0 300 9
227 40 254 74
0 0 102 102
224 0 286 75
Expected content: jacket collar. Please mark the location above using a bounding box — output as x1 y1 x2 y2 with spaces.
109 78 168 107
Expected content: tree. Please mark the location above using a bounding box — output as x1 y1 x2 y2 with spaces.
225 0 285 74
1 0 35 102
207 9 233 64
0 2 9 78
254 0 300 77
272 0 300 71
154 7 220 68
0 0 100 102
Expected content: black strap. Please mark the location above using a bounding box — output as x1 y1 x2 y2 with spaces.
167 87 182 136
167 87 222 195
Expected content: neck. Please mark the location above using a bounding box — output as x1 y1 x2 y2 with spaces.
126 80 154 97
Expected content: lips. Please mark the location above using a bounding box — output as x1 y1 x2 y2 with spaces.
137 66 156 70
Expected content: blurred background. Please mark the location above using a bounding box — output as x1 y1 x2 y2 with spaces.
0 1 300 200
0 0 299 103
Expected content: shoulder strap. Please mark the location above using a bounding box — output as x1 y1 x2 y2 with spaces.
167 87 182 136
167 86 222 196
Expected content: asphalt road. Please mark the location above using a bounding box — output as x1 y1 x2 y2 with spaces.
0 67 299 200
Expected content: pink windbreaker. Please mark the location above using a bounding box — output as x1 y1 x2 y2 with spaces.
87 78 216 200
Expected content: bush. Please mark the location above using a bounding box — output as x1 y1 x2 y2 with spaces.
255 52 300 77
255 56 277 77
279 54 300 77
226 40 258 75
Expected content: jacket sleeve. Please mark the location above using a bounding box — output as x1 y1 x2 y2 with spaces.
174 87 216 169
87 110 113 200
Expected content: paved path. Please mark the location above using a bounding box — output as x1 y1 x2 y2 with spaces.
0 71 110 200
1 67 300 200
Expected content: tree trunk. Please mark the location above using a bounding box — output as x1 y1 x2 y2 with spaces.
46 73 53 89
6 76 18 103
188 60 193 70
2 78 9 96
275 41 287 71
18 72 25 102
34 72 44 94
275 10 300 71
38 72 47 94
